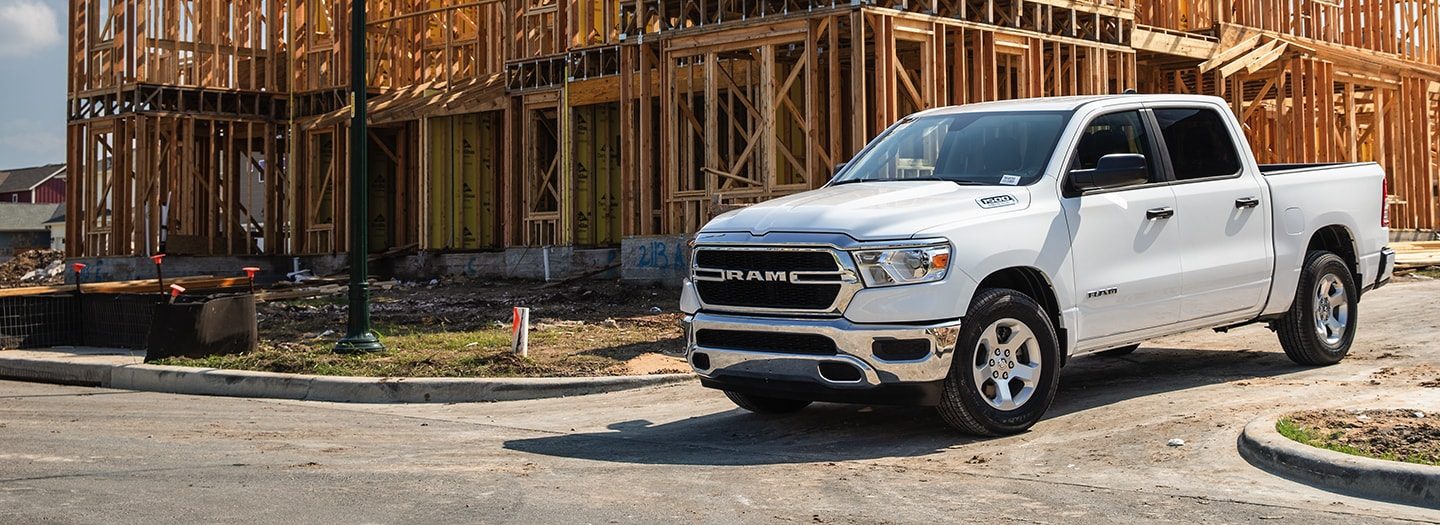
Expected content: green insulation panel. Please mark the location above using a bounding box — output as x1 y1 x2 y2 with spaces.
572 103 622 247
427 112 500 250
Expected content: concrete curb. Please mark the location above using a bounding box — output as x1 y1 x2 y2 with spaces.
0 351 694 403
1238 413 1440 509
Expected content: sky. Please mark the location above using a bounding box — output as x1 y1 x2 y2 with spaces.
0 0 66 170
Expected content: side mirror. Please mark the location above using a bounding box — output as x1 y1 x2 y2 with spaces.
1069 153 1148 193
832 162 848 180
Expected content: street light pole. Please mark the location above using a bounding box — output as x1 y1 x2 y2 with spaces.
335 0 384 354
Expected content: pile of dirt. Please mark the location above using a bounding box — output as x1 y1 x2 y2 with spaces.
1282 409 1440 466
0 249 64 288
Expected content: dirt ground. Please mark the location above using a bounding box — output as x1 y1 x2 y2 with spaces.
154 279 688 377
1282 409 1440 465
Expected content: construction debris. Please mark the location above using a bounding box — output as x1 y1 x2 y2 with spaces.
0 250 64 288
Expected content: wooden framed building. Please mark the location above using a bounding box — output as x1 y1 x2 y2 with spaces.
66 0 1440 261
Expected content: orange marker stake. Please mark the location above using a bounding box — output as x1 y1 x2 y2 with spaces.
71 263 87 346
151 254 166 290
242 267 260 294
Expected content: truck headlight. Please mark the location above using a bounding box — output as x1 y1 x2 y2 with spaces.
853 244 951 287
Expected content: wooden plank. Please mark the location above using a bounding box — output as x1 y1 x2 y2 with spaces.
1133 26 1223 61
1244 42 1290 74
1219 39 1283 77
0 275 246 298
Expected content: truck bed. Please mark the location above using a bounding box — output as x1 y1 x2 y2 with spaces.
1258 161 1387 317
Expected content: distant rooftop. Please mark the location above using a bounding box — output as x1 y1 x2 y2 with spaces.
0 163 65 194
0 203 65 232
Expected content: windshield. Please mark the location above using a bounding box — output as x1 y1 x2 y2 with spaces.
833 111 1071 186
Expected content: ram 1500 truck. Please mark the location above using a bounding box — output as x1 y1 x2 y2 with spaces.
679 94 1395 435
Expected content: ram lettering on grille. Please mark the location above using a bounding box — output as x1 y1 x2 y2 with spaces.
721 270 797 282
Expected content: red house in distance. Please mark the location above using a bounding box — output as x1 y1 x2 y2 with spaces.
0 164 66 204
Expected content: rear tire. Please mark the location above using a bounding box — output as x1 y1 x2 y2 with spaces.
937 288 1061 436
724 391 812 414
1094 343 1140 357
1276 251 1357 366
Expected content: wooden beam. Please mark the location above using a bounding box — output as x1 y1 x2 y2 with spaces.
1198 34 1263 71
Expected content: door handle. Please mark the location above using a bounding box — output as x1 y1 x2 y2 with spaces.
1146 207 1174 220
1234 196 1260 209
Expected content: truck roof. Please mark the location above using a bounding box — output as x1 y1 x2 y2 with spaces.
913 94 1227 117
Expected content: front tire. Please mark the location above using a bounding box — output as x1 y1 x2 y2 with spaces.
1275 251 1357 366
724 391 812 414
937 288 1061 436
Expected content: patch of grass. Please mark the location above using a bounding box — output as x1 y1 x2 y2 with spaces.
153 317 684 378
1277 417 1440 467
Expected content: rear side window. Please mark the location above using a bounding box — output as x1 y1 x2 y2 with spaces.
1153 108 1242 181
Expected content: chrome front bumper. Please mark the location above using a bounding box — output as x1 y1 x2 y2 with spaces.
683 312 963 390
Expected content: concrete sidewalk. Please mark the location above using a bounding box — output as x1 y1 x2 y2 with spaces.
0 347 692 403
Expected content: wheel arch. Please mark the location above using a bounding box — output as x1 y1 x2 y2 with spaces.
976 266 1067 361
1307 225 1360 284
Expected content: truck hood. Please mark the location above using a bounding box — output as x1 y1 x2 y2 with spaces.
701 181 1032 239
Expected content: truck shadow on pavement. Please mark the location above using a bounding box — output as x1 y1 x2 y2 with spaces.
502 346 1310 465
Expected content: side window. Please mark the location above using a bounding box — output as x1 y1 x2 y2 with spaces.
1070 111 1158 182
1153 108 1242 181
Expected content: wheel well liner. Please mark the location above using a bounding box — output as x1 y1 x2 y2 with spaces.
1308 225 1359 281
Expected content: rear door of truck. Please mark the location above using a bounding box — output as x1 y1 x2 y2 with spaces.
1147 102 1273 321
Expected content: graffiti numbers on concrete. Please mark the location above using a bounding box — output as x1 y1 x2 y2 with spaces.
636 240 685 270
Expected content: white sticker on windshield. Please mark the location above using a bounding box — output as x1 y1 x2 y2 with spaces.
1000 175 1021 185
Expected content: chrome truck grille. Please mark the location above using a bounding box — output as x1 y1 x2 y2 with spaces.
691 247 857 314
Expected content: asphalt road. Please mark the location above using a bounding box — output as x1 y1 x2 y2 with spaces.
4 280 1440 524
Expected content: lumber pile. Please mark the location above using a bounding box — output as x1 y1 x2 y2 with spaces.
1394 241 1440 269
0 275 250 298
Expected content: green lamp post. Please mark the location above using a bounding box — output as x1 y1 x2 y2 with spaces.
335 0 385 354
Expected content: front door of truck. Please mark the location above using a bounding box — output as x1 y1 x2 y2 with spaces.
1150 105 1271 320
1061 109 1184 342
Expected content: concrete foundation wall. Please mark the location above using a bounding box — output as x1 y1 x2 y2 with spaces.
1391 229 1438 242
621 235 690 285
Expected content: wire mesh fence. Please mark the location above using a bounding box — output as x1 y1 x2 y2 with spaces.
82 294 162 349
0 295 78 348
0 293 162 349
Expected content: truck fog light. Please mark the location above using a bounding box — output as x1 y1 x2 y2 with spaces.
873 339 931 361
818 362 863 382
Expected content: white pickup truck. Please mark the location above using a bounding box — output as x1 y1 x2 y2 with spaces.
679 94 1395 435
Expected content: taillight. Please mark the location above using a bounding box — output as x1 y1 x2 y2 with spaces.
1381 176 1391 228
